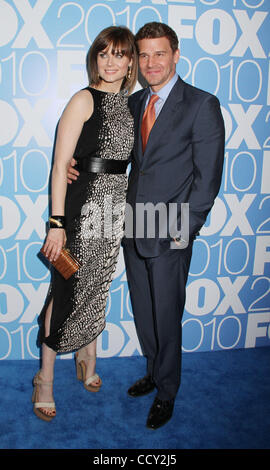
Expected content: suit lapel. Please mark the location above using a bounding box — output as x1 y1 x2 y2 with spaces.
141 77 185 166
132 77 186 167
133 89 148 164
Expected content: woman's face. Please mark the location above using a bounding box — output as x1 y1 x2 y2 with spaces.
96 43 132 91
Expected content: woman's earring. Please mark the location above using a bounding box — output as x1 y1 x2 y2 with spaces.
126 66 131 80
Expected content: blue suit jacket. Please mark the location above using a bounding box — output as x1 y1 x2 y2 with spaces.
124 76 225 258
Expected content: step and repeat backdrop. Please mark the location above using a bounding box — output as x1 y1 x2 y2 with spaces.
0 0 270 359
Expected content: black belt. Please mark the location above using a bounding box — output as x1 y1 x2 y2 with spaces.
76 156 128 174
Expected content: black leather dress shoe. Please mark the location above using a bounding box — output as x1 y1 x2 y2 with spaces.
127 375 156 397
146 396 175 430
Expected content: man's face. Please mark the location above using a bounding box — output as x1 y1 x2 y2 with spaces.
137 36 180 91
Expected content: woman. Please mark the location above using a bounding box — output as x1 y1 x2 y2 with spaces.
32 26 138 421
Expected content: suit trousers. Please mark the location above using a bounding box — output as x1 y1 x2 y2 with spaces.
123 239 193 401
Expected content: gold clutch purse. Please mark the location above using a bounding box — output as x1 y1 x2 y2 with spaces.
40 246 82 280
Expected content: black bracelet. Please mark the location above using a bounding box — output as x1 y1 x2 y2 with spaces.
49 216 66 229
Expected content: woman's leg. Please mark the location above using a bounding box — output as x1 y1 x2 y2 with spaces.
77 338 100 386
37 299 57 416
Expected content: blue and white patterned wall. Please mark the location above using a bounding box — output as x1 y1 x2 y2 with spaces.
0 0 270 359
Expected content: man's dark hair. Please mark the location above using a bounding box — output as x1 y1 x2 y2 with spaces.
135 22 179 52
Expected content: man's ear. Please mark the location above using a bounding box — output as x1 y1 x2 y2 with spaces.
173 48 180 65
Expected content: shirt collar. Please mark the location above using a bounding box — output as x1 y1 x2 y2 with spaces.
149 73 178 101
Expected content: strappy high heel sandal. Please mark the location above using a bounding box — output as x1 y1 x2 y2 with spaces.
32 371 56 422
75 350 102 392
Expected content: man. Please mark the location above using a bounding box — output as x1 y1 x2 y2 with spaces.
68 22 225 429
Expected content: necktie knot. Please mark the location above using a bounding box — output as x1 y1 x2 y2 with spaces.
148 94 159 107
141 94 159 153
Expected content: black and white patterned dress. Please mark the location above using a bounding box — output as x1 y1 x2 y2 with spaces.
39 87 134 353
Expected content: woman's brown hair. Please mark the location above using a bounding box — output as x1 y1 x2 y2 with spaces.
87 26 138 94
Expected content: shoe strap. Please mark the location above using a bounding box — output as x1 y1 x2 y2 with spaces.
34 371 53 386
34 402 56 409
85 373 99 386
76 351 96 362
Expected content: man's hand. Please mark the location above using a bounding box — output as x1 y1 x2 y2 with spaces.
171 237 189 250
67 158 79 184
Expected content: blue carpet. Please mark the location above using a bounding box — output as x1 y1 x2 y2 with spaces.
0 347 269 450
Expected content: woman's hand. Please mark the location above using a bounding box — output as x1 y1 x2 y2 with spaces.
43 228 67 262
